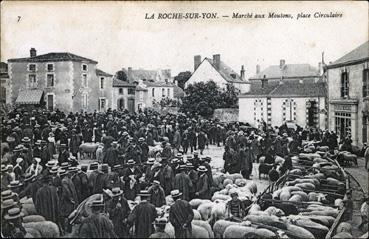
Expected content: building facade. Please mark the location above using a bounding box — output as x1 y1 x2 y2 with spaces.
0 62 10 104
185 54 250 93
239 60 327 129
8 48 111 113
327 41 369 146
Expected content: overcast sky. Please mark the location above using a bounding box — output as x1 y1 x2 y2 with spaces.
1 1 367 78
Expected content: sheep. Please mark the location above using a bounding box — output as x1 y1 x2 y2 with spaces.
165 222 209 238
23 221 60 238
212 219 240 238
192 220 214 238
79 142 99 159
23 215 46 223
22 203 37 216
24 227 42 238
198 202 214 221
193 209 202 220
223 225 256 238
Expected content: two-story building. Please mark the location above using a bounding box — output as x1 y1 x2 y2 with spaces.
327 41 369 146
238 60 327 129
0 62 10 104
185 54 250 93
7 48 112 112
112 67 175 112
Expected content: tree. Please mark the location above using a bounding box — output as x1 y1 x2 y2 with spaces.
220 83 239 108
174 71 192 90
116 70 128 81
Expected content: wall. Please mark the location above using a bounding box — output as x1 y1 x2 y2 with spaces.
239 97 267 126
327 61 368 146
8 61 74 112
96 75 113 112
185 60 227 88
214 108 239 122
112 86 136 110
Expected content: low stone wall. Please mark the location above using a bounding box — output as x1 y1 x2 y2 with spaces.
213 108 239 122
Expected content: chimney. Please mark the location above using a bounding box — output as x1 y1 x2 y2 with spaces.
261 75 267 88
127 67 132 82
165 79 168 84
194 55 201 71
240 65 245 80
30 48 37 57
280 59 285 69
213 54 220 70
318 62 323 75
256 64 260 74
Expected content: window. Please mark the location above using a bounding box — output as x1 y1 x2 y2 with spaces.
119 88 123 95
335 112 351 139
363 116 368 144
128 88 135 95
100 77 105 89
28 64 36 72
82 74 87 87
46 74 54 87
82 94 88 108
162 88 165 97
29 74 37 88
167 88 170 97
47 94 54 111
99 98 106 111
47 63 54 72
340 71 349 98
363 69 369 97
152 88 155 97
139 91 144 101
82 64 88 71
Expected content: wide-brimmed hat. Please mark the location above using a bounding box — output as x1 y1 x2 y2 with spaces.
146 158 155 165
59 144 67 148
193 151 199 156
34 124 40 128
111 187 123 197
24 173 35 182
34 140 42 145
4 207 24 220
50 166 59 174
8 180 23 189
204 156 212 162
113 165 122 170
2 199 16 209
13 145 22 152
186 155 193 160
1 190 15 201
197 166 208 172
59 169 68 177
16 158 24 164
90 195 105 208
171 158 179 164
138 190 151 198
138 137 145 142
1 164 7 172
22 137 31 143
186 162 194 168
60 162 70 170
179 165 187 171
90 162 99 170
101 164 109 173
152 180 161 185
127 159 135 165
41 140 47 145
46 160 58 168
176 153 183 158
34 158 41 164
68 167 79 174
170 190 182 198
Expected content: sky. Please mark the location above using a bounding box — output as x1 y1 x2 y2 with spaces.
1 1 368 79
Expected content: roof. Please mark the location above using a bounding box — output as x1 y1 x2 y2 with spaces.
15 90 44 104
143 81 174 87
123 68 171 83
173 85 185 98
112 78 136 87
205 58 245 83
329 41 369 68
136 85 148 91
8 52 97 64
239 79 326 98
96 69 112 77
250 63 319 80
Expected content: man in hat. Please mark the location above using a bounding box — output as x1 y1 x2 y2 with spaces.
1 199 17 235
173 165 193 201
108 165 123 189
186 163 198 200
58 144 70 165
69 167 83 203
78 194 117 238
359 196 369 231
197 130 207 155
3 208 27 238
122 160 142 200
103 141 119 167
195 166 211 199
201 156 213 186
1 164 12 191
88 162 100 196
149 217 170 238
40 140 51 167
139 137 149 164
173 126 182 152
34 175 60 224
18 173 41 202
168 189 194 238
128 190 157 238
144 158 156 185
148 180 166 207
106 187 131 238
125 140 143 164
59 169 78 233
70 129 81 158
93 164 111 194
161 158 174 196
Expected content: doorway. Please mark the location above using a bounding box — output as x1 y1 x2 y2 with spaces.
117 98 125 111
47 94 54 111
128 98 135 112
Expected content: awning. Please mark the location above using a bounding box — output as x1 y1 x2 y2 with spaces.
15 90 43 105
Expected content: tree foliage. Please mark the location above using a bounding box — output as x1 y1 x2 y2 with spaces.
116 70 128 81
174 71 192 90
180 81 238 117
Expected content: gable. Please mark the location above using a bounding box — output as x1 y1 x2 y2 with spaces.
185 60 228 87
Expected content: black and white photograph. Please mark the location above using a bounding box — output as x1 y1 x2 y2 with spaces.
0 1 368 238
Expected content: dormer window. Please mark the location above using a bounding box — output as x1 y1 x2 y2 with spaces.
82 64 88 71
28 64 36 72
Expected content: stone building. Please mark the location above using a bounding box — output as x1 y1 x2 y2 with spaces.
0 62 10 104
185 54 250 93
7 48 111 112
238 60 327 129
112 67 175 112
327 41 369 146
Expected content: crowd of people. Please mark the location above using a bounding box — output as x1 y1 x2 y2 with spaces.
1 107 367 238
